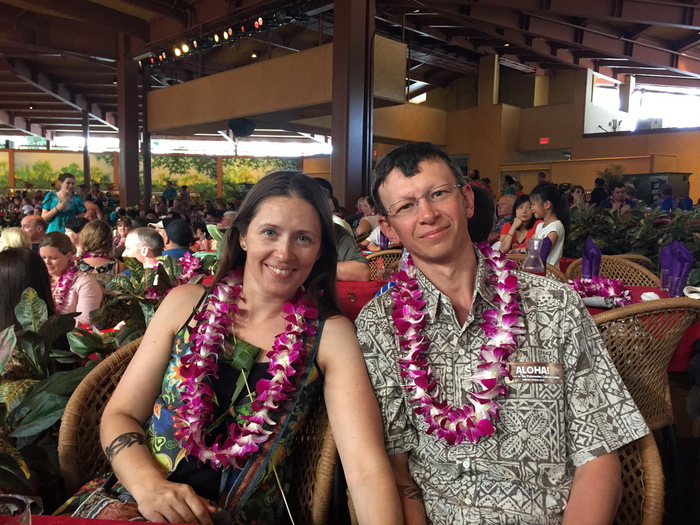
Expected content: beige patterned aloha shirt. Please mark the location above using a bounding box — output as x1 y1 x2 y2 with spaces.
356 252 649 525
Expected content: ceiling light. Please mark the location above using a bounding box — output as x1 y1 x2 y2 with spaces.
192 40 198 48
182 43 189 53
174 48 182 56
228 27 233 35
504 43 510 47
28 105 33 110
214 34 219 42
223 31 229 40
251 52 258 58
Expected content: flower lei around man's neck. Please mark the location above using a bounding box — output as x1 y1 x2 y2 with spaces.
568 276 633 308
174 270 318 469
52 262 78 312
390 243 524 445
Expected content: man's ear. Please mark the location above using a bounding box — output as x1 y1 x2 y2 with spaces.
461 184 475 219
378 216 400 245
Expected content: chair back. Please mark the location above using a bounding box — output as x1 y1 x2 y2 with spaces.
366 249 403 280
592 298 700 430
58 336 142 494
58 337 338 524
610 254 655 271
505 253 568 283
566 255 661 286
614 434 665 525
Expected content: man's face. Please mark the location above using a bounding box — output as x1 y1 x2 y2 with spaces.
123 233 145 263
612 186 626 202
20 216 43 241
496 197 513 218
378 159 474 267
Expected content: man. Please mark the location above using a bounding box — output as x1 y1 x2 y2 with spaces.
149 218 193 259
162 180 177 206
20 215 47 251
599 181 636 209
122 228 164 269
590 177 608 206
489 194 515 243
356 142 647 524
219 210 237 230
537 171 547 184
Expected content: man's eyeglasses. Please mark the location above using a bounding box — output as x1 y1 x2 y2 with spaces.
384 183 463 219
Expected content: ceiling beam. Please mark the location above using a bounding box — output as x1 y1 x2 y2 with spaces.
0 108 52 139
3 57 118 129
5 0 149 40
116 0 192 25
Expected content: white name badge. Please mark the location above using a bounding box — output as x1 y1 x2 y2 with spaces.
507 362 564 384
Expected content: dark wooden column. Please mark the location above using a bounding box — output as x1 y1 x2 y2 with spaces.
141 65 152 211
331 0 375 209
117 33 141 208
82 110 90 186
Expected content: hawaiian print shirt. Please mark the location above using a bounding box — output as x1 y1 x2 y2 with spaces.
356 252 648 524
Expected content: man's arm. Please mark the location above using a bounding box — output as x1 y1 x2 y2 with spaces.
562 451 621 525
337 260 370 281
388 453 428 525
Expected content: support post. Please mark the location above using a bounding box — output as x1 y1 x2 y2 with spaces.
82 110 91 187
117 33 141 208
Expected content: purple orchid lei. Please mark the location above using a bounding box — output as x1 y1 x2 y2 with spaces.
174 270 318 469
52 262 78 312
177 251 202 285
390 243 524 445
568 276 633 308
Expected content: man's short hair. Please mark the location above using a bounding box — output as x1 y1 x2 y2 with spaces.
130 227 164 256
372 142 467 213
23 215 47 231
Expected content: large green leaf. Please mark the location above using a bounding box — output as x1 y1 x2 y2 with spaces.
14 331 46 379
66 327 115 358
0 453 35 494
123 256 144 283
14 288 47 333
9 392 66 438
106 274 137 295
38 313 78 349
0 326 17 375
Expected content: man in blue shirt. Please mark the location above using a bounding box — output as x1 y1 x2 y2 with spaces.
599 182 636 209
150 218 193 259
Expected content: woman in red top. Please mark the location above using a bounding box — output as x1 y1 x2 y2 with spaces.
499 194 542 254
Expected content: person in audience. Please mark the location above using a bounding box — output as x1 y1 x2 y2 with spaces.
122 228 165 270
624 183 639 205
537 170 547 184
162 181 177 207
489 194 516 243
651 183 680 212
0 227 31 251
590 177 608 206
20 214 47 251
354 196 380 239
41 173 86 233
113 217 133 250
78 184 103 221
502 175 517 195
218 210 237 230
64 217 90 256
158 219 194 259
599 181 635 210
570 184 585 207
356 141 647 524
77 220 121 287
499 194 542 254
0 248 55 332
531 182 569 268
63 171 402 524
39 232 102 326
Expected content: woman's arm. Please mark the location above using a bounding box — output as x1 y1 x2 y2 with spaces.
354 217 374 239
498 219 521 253
41 194 65 224
317 316 402 525
73 274 104 325
101 284 215 525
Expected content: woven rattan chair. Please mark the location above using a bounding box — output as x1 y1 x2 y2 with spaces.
58 337 339 525
592 298 700 430
505 253 568 283
366 249 403 280
565 256 661 286
614 434 665 525
611 254 655 271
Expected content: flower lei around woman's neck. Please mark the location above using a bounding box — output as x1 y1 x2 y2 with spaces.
175 270 318 469
568 276 633 308
390 243 524 445
52 262 78 312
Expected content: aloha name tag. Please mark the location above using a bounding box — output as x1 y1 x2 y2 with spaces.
507 362 564 384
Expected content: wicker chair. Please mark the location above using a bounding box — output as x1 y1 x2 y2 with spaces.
566 256 661 287
58 337 339 525
614 434 665 525
592 298 700 431
505 253 568 283
610 254 655 271
366 249 403 280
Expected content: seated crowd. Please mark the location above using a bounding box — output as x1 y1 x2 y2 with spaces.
0 147 678 524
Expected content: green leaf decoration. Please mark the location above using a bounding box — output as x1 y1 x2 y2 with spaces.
9 393 66 438
229 339 260 372
14 288 47 333
156 255 182 281
38 313 78 349
0 379 37 416
139 301 156 325
0 452 35 494
123 256 144 283
66 327 115 358
14 331 46 379
206 224 224 244
0 326 17 375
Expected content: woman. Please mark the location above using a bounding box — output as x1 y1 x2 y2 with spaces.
569 184 585 207
65 217 90 256
0 248 55 332
77 220 122 286
498 194 542 254
39 232 102 326
530 182 569 268
354 196 380 240
0 227 31 251
41 173 86 233
75 172 401 524
113 217 133 250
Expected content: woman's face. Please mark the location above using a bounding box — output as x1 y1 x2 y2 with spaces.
40 246 73 277
515 200 533 223
359 199 375 216
59 177 76 194
572 188 584 202
239 196 322 301
117 222 131 237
